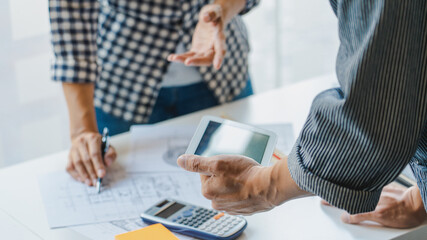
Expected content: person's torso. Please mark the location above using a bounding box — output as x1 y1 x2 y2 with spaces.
94 0 251 123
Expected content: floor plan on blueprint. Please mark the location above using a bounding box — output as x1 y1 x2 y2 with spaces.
38 167 209 228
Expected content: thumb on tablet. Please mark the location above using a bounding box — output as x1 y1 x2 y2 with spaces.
177 154 213 175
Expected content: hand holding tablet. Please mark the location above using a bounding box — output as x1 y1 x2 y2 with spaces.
186 116 278 166
179 116 305 214
179 116 283 214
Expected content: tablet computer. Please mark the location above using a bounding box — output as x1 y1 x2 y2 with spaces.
186 116 277 166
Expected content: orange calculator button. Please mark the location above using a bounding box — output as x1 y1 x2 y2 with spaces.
214 213 224 220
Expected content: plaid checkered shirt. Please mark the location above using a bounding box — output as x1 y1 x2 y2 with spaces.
49 0 259 123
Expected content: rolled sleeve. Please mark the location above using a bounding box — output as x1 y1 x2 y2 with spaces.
410 162 427 212
239 0 260 15
49 0 100 83
287 0 427 214
288 139 382 214
409 132 427 212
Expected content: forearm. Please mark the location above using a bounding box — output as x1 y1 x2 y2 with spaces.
252 157 311 207
62 83 98 139
214 0 246 24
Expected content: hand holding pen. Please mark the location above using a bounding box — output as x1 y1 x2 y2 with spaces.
66 128 117 187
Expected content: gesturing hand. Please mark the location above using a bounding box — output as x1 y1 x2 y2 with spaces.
167 4 227 70
67 132 117 186
322 185 427 228
177 154 286 215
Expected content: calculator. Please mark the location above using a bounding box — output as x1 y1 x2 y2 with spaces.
140 199 247 240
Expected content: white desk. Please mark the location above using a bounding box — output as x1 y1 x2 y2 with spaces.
0 75 426 240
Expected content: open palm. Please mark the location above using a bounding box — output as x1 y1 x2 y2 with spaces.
168 4 226 70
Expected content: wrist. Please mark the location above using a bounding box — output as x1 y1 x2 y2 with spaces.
69 105 98 140
245 166 277 209
408 186 427 219
62 83 98 140
214 0 246 25
70 127 98 140
268 157 311 206
247 160 292 208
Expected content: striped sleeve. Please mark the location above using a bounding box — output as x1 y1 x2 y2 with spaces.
287 0 427 214
49 0 100 83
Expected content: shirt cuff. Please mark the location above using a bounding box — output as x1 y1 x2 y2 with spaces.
239 0 260 15
287 141 382 214
51 59 100 83
409 160 427 213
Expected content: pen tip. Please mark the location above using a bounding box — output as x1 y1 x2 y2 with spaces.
96 181 101 194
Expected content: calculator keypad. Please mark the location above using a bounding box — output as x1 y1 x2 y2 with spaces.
171 207 244 237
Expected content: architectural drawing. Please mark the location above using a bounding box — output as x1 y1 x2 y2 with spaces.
39 168 208 228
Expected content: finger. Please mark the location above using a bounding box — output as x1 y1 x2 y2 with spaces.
185 51 214 66
71 150 91 185
104 146 117 167
321 200 331 206
77 142 97 184
66 160 81 182
177 154 214 175
185 56 214 66
86 135 106 178
213 31 226 70
200 176 230 199
168 52 196 62
341 212 376 225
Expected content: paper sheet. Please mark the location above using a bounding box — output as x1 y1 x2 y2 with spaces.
39 167 210 228
71 218 196 240
127 123 294 172
126 125 197 172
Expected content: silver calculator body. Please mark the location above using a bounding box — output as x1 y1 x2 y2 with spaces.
140 199 247 240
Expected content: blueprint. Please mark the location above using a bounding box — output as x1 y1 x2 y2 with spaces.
39 166 209 228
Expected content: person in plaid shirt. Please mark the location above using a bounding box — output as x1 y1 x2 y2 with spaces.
49 0 259 186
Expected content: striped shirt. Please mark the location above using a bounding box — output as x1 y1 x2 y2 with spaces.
49 0 258 123
288 0 427 214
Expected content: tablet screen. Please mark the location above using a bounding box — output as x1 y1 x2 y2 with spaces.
194 121 270 163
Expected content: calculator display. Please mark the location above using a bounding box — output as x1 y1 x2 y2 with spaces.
155 202 185 219
194 121 270 164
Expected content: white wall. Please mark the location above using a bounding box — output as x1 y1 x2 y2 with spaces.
0 0 339 167
0 0 70 167
245 0 339 92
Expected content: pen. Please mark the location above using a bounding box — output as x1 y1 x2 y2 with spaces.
394 175 415 188
97 127 110 194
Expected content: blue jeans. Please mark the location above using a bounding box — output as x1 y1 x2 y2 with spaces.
95 80 253 135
